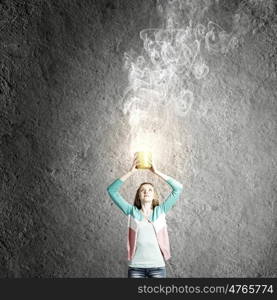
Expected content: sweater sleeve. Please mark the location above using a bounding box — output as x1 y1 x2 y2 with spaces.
159 176 183 214
107 179 133 215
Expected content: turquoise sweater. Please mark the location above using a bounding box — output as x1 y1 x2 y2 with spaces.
107 177 183 221
107 177 183 267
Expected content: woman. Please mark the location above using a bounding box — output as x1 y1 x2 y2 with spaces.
107 155 183 278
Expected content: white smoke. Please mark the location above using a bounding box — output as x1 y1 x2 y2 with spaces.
122 0 242 157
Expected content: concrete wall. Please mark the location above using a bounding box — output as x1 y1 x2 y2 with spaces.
0 0 276 277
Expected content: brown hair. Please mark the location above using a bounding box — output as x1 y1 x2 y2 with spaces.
133 182 159 209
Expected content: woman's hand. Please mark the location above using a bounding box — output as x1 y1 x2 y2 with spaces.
149 157 158 174
129 156 138 173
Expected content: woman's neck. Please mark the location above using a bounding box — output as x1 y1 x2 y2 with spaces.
141 203 153 214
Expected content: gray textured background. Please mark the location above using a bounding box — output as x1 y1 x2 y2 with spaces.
0 0 276 277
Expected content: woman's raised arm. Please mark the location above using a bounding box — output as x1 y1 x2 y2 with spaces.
149 158 183 213
107 156 138 215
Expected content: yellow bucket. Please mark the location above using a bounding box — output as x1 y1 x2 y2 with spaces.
135 151 152 169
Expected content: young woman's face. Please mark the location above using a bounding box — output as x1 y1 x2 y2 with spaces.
139 184 154 204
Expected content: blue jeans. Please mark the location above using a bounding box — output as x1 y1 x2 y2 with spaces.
128 266 166 278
